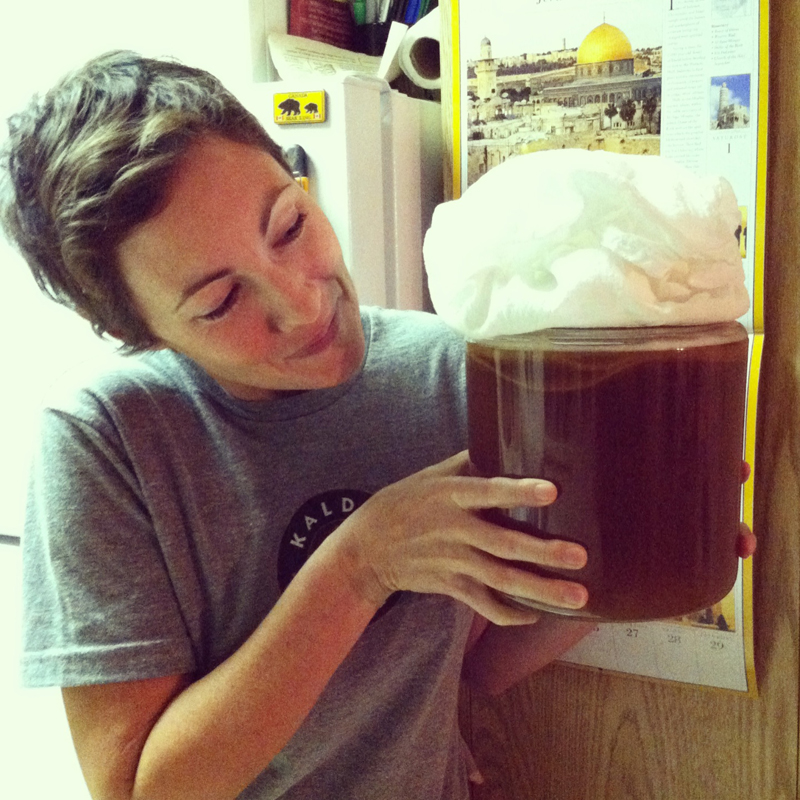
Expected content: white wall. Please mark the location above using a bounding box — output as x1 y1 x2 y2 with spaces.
0 4 266 797
0 0 261 539
1 544 91 799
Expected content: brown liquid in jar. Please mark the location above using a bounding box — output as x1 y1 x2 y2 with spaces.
467 323 749 621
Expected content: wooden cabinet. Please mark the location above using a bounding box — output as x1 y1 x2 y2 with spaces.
446 2 800 797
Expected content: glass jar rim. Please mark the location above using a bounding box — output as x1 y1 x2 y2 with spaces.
467 321 748 352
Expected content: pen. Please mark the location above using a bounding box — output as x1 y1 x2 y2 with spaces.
353 0 367 25
285 145 309 192
404 0 420 25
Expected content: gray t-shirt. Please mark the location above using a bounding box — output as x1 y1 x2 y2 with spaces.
22 307 473 799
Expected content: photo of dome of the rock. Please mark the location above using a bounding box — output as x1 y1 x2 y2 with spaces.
464 7 663 186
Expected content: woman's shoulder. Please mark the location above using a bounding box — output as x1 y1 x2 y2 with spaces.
39 349 192 422
363 306 465 352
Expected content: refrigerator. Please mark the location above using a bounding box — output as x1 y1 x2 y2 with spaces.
238 75 444 312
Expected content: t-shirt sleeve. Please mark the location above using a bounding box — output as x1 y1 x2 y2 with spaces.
21 407 196 688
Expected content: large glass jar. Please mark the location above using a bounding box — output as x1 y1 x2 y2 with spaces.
467 322 749 621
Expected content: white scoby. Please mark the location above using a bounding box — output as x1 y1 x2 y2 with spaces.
423 149 749 339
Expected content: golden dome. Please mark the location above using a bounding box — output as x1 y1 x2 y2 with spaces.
577 23 633 64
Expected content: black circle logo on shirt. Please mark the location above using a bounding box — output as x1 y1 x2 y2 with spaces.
278 489 402 622
277 489 372 592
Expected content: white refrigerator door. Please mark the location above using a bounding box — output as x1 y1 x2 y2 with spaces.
238 76 443 311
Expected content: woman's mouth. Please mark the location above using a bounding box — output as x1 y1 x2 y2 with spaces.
291 304 339 359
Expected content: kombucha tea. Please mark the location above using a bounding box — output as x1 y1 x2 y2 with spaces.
467 323 749 621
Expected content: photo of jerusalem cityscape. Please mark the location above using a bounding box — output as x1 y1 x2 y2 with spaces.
462 2 663 186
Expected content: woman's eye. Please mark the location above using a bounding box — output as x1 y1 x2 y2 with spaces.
279 213 306 245
200 284 241 322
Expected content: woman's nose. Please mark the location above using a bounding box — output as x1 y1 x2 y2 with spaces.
259 267 323 332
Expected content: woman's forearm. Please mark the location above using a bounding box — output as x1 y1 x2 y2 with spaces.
133 537 381 800
462 613 595 697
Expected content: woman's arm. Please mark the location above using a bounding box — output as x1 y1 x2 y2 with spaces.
62 451 586 800
462 613 595 697
63 542 381 800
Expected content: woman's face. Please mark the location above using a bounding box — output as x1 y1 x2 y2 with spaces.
117 135 365 400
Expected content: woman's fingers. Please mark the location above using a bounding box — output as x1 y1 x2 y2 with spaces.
445 576 543 626
448 569 586 626
737 522 757 558
461 546 588 608
482 561 588 610
475 522 587 570
451 476 558 511
737 464 756 558
741 461 751 483
422 528 588 614
414 449 472 478
336 451 591 621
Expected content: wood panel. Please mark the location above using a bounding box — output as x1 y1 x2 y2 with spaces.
447 1 800 797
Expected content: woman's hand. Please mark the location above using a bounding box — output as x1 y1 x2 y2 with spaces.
329 451 587 627
737 461 757 559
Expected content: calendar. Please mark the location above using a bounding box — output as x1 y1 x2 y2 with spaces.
446 0 768 694
560 558 756 692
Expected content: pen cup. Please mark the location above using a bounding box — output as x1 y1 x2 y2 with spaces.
353 21 393 55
